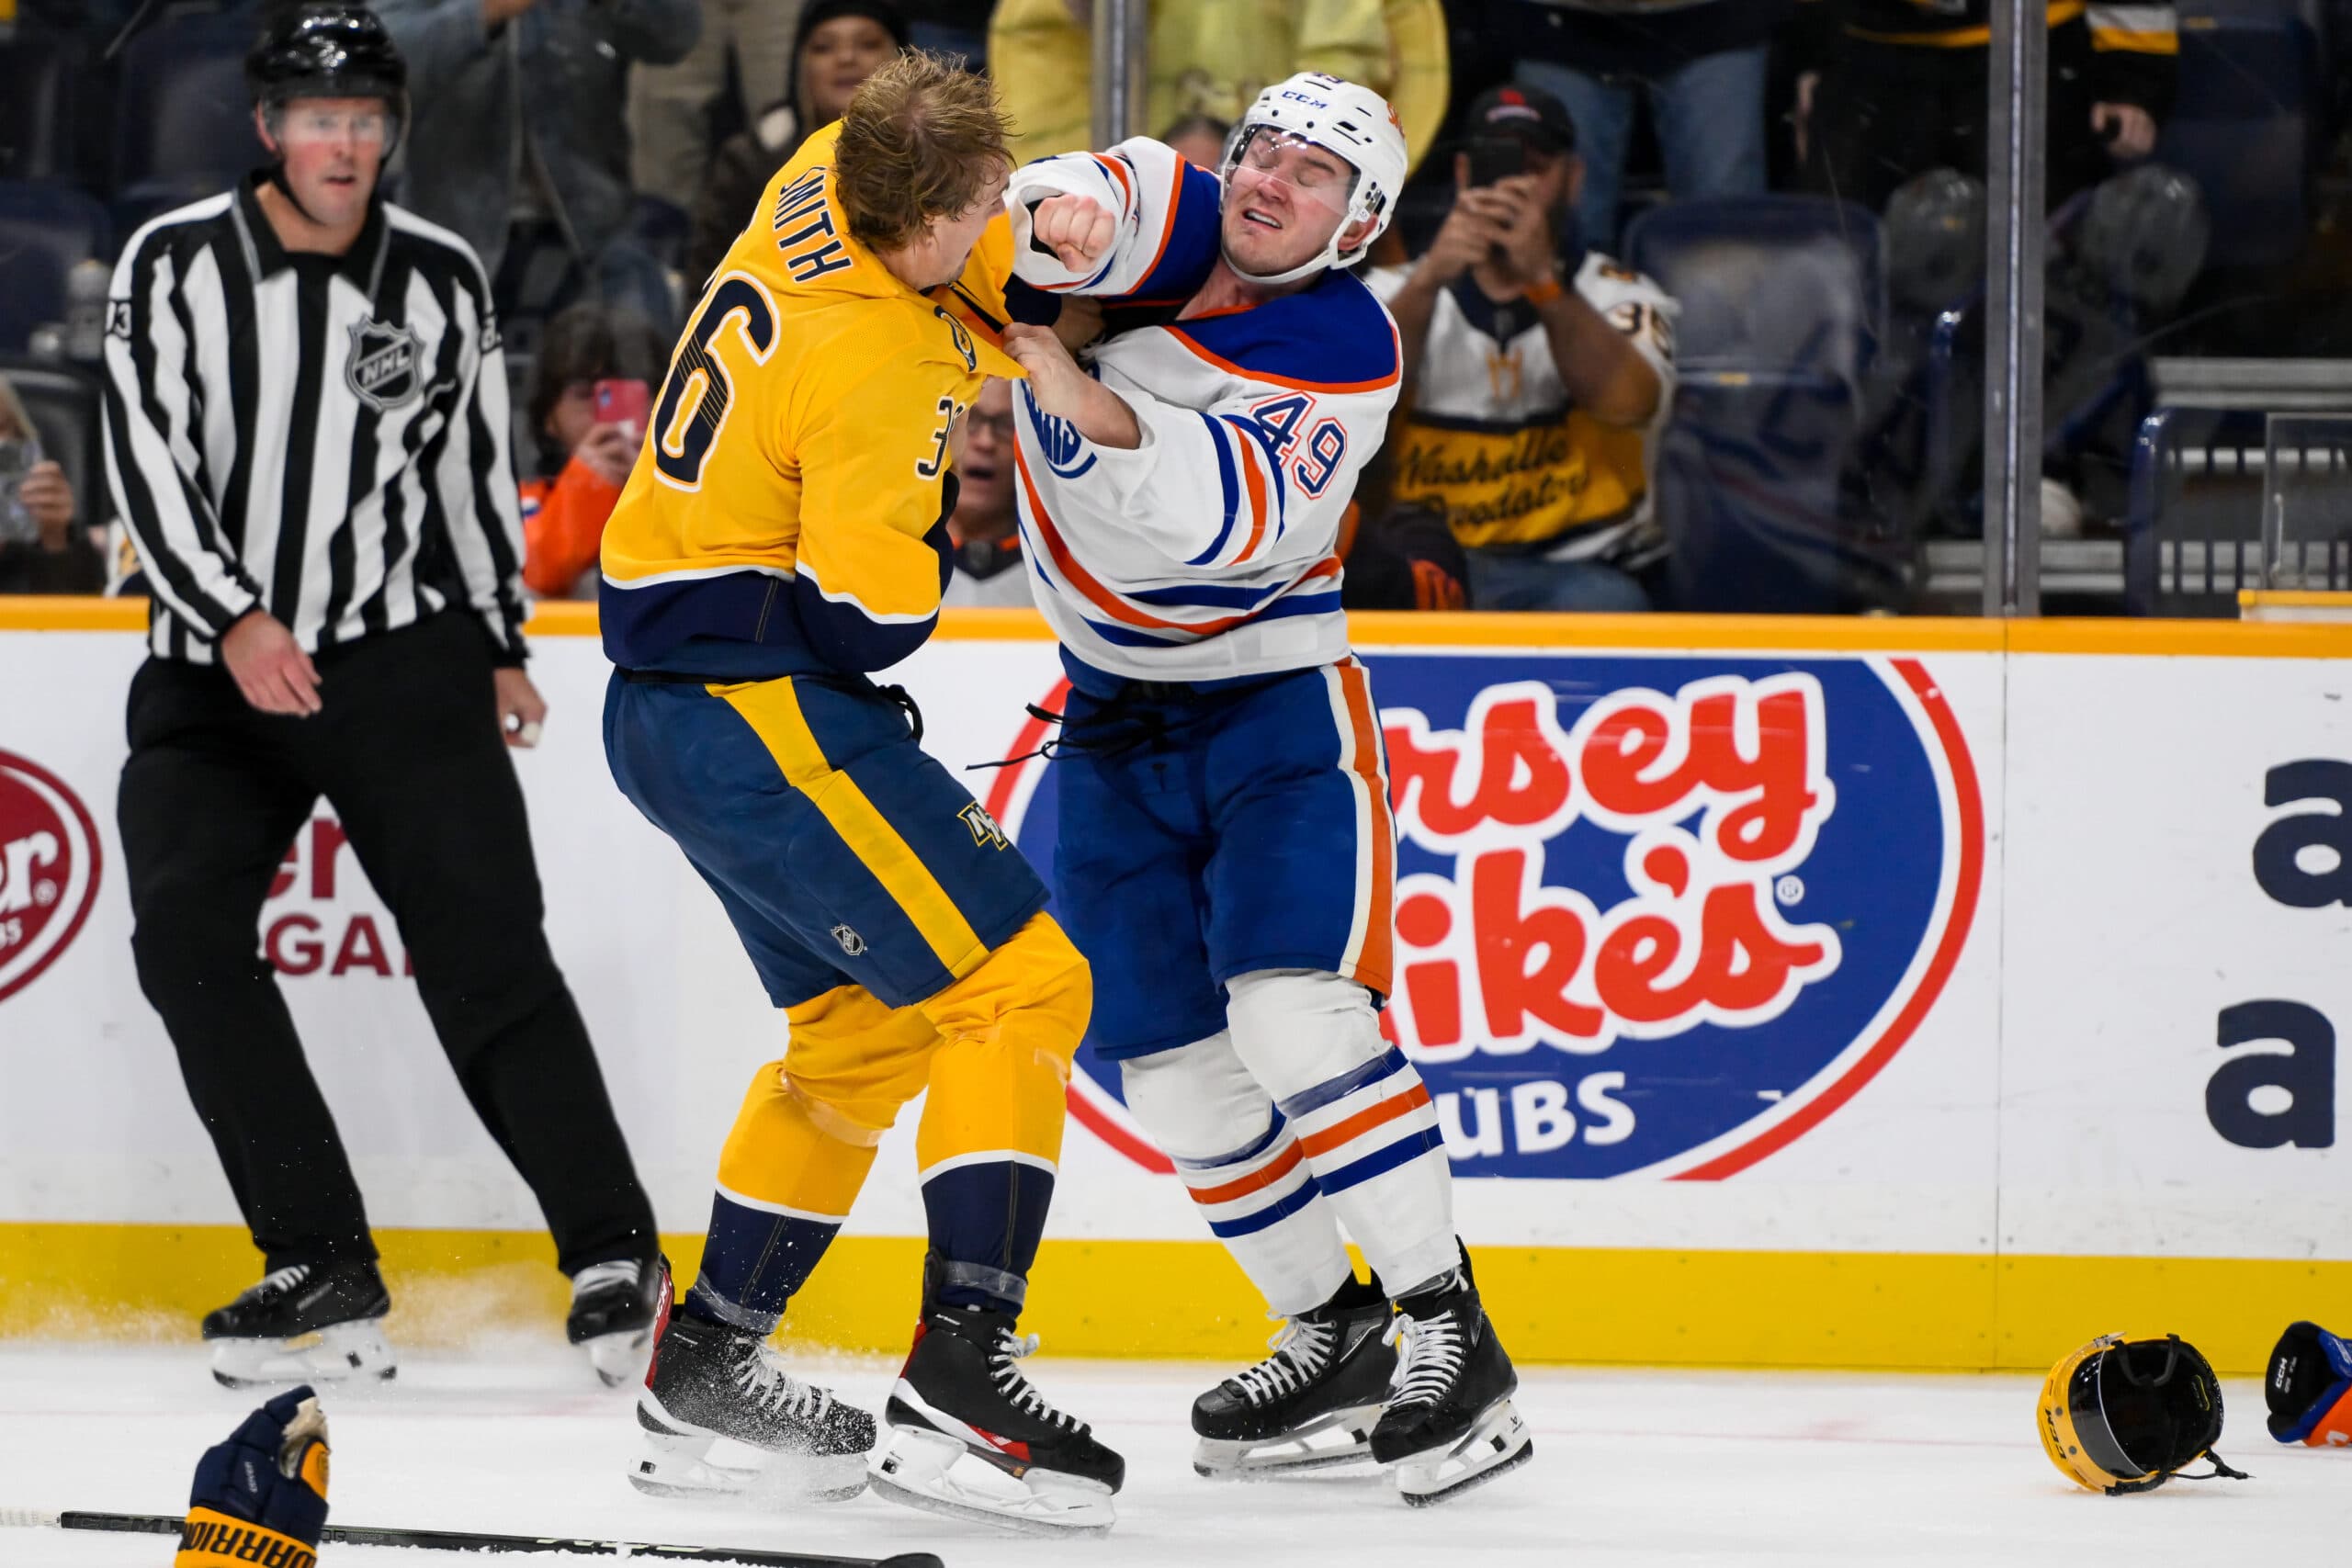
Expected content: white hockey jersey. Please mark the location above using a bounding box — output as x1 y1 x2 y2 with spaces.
1367 254 1677 564
1003 137 1402 685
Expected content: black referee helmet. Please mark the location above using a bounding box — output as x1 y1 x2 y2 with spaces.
247 5 409 150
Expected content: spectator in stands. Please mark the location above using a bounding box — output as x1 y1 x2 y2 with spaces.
0 375 100 594
628 0 801 219
1508 0 1791 253
519 303 668 599
1370 86 1679 612
686 0 908 284
1793 0 2177 213
376 0 700 332
942 378 1028 607
896 0 989 66
1158 113 1230 170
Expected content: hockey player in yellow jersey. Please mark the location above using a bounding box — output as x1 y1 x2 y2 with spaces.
598 54 1126 1534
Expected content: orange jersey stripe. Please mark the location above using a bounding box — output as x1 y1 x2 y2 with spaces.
1338 658 1396 994
1014 441 1257 636
1298 1081 1430 1160
1186 1140 1306 1206
1233 426 1272 561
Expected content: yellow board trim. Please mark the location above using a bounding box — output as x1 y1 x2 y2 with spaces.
714 675 986 977
2 1222 2333 1376
12 597 2352 659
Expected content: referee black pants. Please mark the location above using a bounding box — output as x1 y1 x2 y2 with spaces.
117 611 657 1280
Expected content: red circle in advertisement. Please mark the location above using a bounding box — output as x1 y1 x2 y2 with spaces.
0 750 104 1004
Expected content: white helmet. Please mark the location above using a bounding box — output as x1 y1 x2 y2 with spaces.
1217 72 1409 286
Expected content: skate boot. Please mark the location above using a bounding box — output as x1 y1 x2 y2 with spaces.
1193 1273 1396 1479
569 1254 664 1388
869 1303 1125 1537
629 1273 875 1503
1369 1268 1533 1506
203 1260 395 1390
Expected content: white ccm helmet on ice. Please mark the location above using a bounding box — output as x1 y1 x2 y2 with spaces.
1216 72 1409 287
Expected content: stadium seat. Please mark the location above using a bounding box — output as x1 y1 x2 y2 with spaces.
1623 195 1883 379
1622 196 1905 612
0 29 79 181
114 11 266 195
0 182 110 355
0 357 107 530
2159 3 2319 269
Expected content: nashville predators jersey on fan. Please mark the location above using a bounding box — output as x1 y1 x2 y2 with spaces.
599 120 1023 677
1003 136 1401 685
1368 254 1677 563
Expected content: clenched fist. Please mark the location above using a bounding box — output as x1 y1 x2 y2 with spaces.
1028 193 1116 274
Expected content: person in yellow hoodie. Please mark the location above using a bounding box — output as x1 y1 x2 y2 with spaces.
598 51 1126 1534
989 0 1451 175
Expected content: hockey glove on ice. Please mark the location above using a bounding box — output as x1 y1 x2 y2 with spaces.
2267 1320 2352 1446
177 1385 331 1568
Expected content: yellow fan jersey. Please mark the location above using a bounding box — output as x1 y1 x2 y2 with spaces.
599 120 1024 677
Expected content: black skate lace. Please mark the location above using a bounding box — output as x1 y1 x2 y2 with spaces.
241 1264 312 1305
1384 1310 1465 1411
733 1341 834 1425
1229 1316 1338 1405
989 1330 1078 1430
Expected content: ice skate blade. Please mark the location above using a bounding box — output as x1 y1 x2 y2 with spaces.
584 1325 653 1388
628 1428 867 1504
1392 1399 1533 1508
209 1321 396 1390
1193 1403 1384 1480
868 1427 1115 1539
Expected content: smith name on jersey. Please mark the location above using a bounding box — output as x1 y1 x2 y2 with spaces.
1005 136 1401 685
598 120 1023 679
1368 254 1677 564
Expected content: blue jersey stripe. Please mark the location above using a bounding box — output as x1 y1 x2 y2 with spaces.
1313 1123 1446 1198
1186 413 1241 566
1170 1109 1291 1172
1204 1178 1323 1239
1278 1045 1410 1120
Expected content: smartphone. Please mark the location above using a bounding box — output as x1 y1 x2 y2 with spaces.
1466 135 1527 189
592 378 651 441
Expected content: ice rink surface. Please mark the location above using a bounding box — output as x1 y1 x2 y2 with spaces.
0 1342 2341 1567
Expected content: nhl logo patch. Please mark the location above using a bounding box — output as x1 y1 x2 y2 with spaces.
345 318 423 412
831 923 867 957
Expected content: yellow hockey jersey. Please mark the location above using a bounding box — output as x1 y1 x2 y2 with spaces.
599 121 1023 676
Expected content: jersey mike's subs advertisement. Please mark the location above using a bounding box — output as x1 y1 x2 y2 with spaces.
1 616 2347 1372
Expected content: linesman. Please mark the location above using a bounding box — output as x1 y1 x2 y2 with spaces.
101 3 661 1389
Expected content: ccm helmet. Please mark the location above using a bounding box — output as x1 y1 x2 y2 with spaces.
2038 1332 2249 1495
247 5 409 152
1217 72 1408 287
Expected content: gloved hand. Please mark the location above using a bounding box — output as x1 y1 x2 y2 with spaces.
2267 1321 2352 1446
176 1386 331 1568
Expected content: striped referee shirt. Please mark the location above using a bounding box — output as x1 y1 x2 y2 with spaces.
102 175 528 665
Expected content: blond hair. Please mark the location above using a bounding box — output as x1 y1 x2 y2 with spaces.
834 51 1012 254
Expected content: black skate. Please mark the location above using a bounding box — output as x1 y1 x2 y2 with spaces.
630 1272 875 1503
1369 1270 1533 1506
869 1304 1125 1537
202 1260 395 1390
569 1254 663 1388
1193 1274 1396 1479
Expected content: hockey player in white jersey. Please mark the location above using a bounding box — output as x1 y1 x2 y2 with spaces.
995 73 1533 1507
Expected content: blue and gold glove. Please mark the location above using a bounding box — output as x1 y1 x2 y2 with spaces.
177 1386 330 1568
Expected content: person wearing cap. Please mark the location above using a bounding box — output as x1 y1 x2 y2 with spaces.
1507 0 1788 253
1371 83 1679 613
101 3 662 1392
998 71 1534 1506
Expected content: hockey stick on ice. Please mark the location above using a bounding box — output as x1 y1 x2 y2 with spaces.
0 1507 945 1566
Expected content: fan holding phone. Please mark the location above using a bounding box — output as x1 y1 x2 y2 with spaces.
518 304 669 598
1367 85 1680 614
